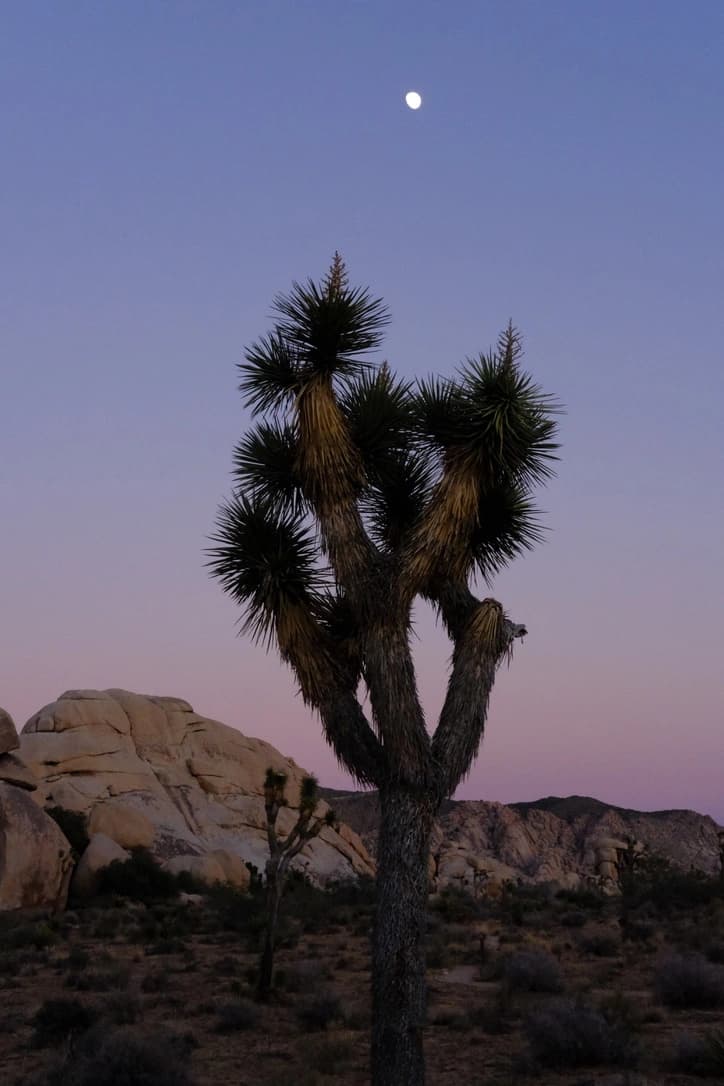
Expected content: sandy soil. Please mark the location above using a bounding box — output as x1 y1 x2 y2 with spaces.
2 881 723 1085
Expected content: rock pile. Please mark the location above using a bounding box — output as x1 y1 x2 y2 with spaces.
18 689 374 898
0 708 73 910
584 835 646 893
332 792 723 894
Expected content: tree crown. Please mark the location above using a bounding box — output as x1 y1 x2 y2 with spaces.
209 257 560 795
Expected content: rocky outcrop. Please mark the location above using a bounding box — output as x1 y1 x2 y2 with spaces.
205 849 251 891
88 802 155 850
0 708 20 756
329 791 723 893
0 753 37 791
0 708 73 911
0 780 73 909
20 690 374 888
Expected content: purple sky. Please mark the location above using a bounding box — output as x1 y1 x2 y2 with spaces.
2 2 723 820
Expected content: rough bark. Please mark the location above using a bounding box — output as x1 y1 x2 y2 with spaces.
372 784 436 1086
364 625 430 786
257 863 284 1001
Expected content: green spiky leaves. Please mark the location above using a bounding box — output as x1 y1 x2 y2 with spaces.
340 364 415 478
239 256 390 416
273 277 389 379
473 484 545 581
364 451 434 551
408 325 559 587
207 494 326 646
240 333 301 415
233 421 303 514
459 351 560 487
299 774 319 813
415 325 560 488
264 768 289 806
213 259 560 709
413 376 466 451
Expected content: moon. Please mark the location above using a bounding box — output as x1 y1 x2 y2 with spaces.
405 90 422 111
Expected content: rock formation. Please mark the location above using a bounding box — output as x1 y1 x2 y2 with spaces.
19 689 374 890
73 832 130 898
6 687 720 905
328 791 723 893
0 708 73 910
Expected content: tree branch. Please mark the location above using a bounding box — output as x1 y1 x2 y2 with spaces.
270 597 385 787
401 457 480 604
363 625 432 789
316 686 387 788
429 589 527 798
295 378 380 605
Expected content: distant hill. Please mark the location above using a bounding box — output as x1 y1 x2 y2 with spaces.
325 791 722 889
508 794 695 823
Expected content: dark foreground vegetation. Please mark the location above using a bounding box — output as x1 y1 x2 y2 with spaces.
3 851 724 1085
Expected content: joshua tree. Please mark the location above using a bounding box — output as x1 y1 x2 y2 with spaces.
208 255 559 1085
258 769 334 1000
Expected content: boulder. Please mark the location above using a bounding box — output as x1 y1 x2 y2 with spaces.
0 782 73 910
164 854 226 886
20 689 375 889
0 708 19 755
209 849 251 891
88 801 154 849
592 837 628 852
72 833 130 898
0 753 37 791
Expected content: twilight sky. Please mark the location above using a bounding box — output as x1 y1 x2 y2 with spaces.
2 2 723 820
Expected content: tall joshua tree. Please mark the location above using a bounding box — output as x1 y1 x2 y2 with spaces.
208 255 559 1085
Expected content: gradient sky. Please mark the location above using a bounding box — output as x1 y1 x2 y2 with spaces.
2 2 723 820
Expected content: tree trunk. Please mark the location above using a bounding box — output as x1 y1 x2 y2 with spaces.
257 865 282 1001
371 784 436 1086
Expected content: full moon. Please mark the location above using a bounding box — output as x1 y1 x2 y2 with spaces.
405 90 422 110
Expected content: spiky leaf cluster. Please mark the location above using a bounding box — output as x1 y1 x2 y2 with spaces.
415 324 559 489
472 484 544 580
211 258 559 656
238 254 390 419
264 768 289 811
207 495 327 645
233 421 303 514
299 774 319 811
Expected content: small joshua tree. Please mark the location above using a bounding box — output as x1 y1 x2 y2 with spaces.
258 768 334 1000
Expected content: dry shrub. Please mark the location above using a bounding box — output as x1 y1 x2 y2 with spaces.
523 998 638 1069
504 949 564 993
214 999 258 1032
654 952 724 1009
30 998 97 1048
29 1027 197 1086
296 989 342 1031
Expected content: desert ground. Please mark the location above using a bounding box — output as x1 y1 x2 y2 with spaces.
3 860 724 1085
